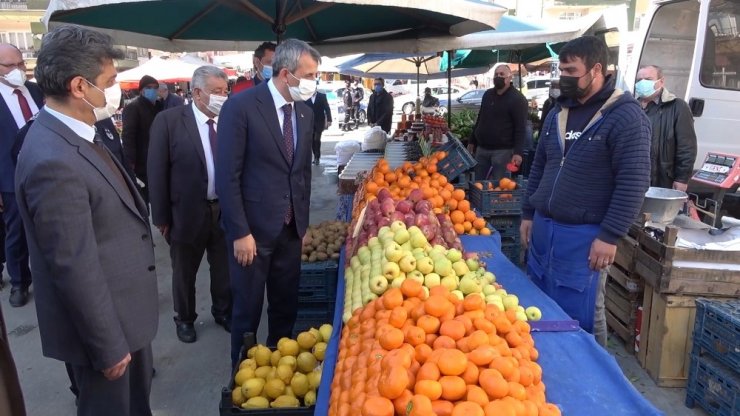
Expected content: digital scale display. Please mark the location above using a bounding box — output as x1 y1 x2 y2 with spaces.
691 152 740 188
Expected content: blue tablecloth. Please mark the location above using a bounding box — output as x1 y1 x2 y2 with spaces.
315 237 663 416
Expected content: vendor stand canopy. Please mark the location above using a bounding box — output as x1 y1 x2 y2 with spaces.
337 53 490 82
116 56 204 90
43 0 506 53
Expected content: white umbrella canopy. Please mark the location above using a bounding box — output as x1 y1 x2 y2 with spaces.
43 0 506 53
116 56 204 89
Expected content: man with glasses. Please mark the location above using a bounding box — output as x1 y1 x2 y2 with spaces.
0 43 43 307
148 66 232 344
216 39 318 366
635 64 697 191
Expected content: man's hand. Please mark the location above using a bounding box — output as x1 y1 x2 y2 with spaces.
103 353 131 381
156 224 169 238
520 219 532 249
511 154 523 166
234 234 257 267
588 238 617 271
672 181 688 192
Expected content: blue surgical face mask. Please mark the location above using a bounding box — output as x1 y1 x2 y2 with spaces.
261 65 273 80
374 85 382 93
635 79 658 98
142 87 157 102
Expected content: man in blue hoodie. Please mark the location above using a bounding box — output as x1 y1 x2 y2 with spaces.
520 36 651 346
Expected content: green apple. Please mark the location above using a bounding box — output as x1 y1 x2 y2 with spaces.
378 226 392 239
495 288 508 297
407 270 425 285
390 220 406 233
416 257 434 274
452 261 470 276
466 258 480 272
384 244 404 263
393 228 411 245
350 256 361 270
440 275 458 291
450 290 464 301
515 310 528 322
482 284 497 296
399 255 417 273
357 246 371 265
422 286 430 298
401 242 413 251
410 233 428 249
368 237 381 250
407 225 422 237
525 306 542 321
502 295 519 311
390 276 406 288
382 262 400 280
369 275 389 295
433 258 453 277
459 276 482 295
446 248 463 262
483 271 496 283
423 273 441 288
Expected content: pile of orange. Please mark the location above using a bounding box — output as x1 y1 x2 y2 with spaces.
362 152 488 236
329 280 561 416
473 178 518 192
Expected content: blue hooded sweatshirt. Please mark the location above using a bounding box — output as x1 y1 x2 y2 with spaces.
522 77 652 244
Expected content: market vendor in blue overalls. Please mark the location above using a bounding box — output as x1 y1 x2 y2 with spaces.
520 36 651 347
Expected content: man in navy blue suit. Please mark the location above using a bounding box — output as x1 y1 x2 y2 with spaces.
216 39 319 365
0 43 43 307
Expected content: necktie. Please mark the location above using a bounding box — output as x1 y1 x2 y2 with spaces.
281 104 294 224
13 89 32 122
206 119 217 162
92 131 130 192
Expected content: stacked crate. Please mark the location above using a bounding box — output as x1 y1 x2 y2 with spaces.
685 299 739 416
293 261 339 337
468 179 525 265
605 227 643 351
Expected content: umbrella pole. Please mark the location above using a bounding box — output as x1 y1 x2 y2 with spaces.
447 49 452 126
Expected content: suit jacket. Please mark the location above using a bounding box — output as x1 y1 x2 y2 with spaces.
122 96 159 180
0 81 43 193
148 104 212 243
15 109 158 371
306 92 332 133
215 83 312 243
161 93 185 110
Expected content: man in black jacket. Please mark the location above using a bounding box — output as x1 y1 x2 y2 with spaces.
122 75 160 204
635 65 697 191
306 87 332 164
467 65 528 182
368 78 394 133
341 80 354 131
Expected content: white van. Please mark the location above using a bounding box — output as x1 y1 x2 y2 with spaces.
624 0 740 171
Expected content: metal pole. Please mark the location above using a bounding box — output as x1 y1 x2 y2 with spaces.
447 49 452 125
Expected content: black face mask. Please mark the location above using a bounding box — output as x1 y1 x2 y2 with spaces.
493 77 506 89
559 69 594 99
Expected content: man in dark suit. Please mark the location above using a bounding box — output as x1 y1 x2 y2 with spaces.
216 38 318 365
157 83 184 110
305 87 332 165
122 75 160 205
0 43 43 307
148 65 232 343
15 25 158 415
251 42 276 87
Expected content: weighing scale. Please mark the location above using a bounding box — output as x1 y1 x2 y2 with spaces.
689 152 740 226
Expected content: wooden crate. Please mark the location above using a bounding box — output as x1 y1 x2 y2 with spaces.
614 235 639 275
635 226 740 297
605 275 642 349
636 283 735 387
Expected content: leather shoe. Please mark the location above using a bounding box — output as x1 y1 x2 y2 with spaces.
214 316 231 333
9 287 28 307
175 323 196 343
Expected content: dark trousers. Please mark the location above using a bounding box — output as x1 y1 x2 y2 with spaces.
312 130 324 162
229 222 301 366
343 107 355 129
0 193 31 289
70 345 153 416
170 202 231 324
0 219 5 276
474 148 513 182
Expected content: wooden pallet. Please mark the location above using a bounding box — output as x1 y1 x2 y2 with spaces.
636 283 735 387
605 276 641 349
635 226 740 297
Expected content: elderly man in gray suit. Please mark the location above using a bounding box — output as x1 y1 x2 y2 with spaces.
14 25 158 416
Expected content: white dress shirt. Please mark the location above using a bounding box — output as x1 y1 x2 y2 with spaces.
0 82 40 129
44 106 96 143
192 104 217 200
267 78 297 150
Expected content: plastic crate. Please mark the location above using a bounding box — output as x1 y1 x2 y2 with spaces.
298 261 339 303
468 181 524 216
436 137 476 181
488 215 521 239
693 299 740 372
451 171 475 190
685 353 739 416
501 243 522 265
292 302 335 338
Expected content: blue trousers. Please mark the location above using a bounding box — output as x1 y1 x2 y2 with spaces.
527 212 602 332
1 192 31 289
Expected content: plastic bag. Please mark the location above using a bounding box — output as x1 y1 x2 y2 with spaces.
362 126 388 151
334 140 361 165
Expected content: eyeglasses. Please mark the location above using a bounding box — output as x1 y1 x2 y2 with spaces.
0 61 25 69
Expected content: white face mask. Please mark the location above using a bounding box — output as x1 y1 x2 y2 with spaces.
85 81 121 122
288 72 316 102
206 94 227 115
3 68 26 87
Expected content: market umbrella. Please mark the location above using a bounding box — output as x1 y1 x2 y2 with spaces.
43 0 506 53
115 56 204 89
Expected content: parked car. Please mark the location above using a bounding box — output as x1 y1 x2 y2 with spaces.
523 76 552 109
395 86 469 115
438 89 486 115
333 86 371 128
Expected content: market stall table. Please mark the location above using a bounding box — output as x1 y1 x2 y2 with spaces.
315 235 664 415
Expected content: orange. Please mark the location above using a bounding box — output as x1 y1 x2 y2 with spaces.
404 325 426 347
417 315 441 334
392 390 413 415
453 223 465 235
464 210 477 222
433 335 457 350
538 403 562 416
450 210 465 225
378 366 409 400
466 385 489 407
479 368 509 399
389 306 407 329
439 320 466 341
446 198 459 211
458 199 471 212
490 357 516 379
438 349 468 376
361 396 394 416
463 295 486 312
425 295 453 318
480 227 492 236
406 395 434 416
439 375 467 401
451 401 484 416
461 360 480 385
432 400 454 416
401 279 424 298
414 343 432 364
484 400 517 416
414 379 442 400
508 381 527 401
452 189 466 201
468 345 497 366
365 181 379 195
379 327 404 350
417 361 441 381
473 217 486 230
